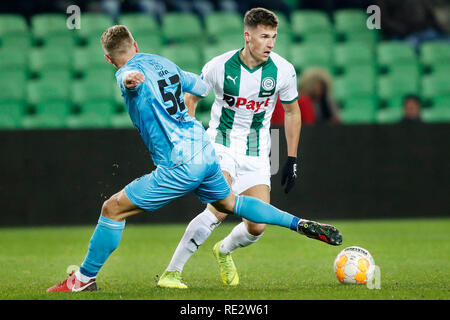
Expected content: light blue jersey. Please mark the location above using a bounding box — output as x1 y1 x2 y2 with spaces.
115 53 230 212
116 53 210 168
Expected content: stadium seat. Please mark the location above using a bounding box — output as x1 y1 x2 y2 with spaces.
301 30 336 46
214 32 244 48
66 101 115 128
421 106 450 123
343 97 378 111
378 74 419 103
0 78 26 103
0 48 28 72
1 33 32 52
161 44 203 73
283 0 300 10
420 42 450 70
343 64 377 80
1 70 27 86
0 101 25 128
83 68 115 83
387 63 420 82
376 107 404 124
386 96 405 109
432 96 450 108
161 13 203 44
71 79 115 106
203 43 236 63
27 79 70 105
0 14 28 37
31 14 69 41
135 34 163 55
274 32 293 60
41 34 76 50
118 13 159 35
334 9 368 35
334 74 376 102
290 43 333 73
205 12 243 40
22 100 71 129
113 85 125 110
339 107 376 124
334 43 374 70
29 47 73 74
344 30 379 47
75 13 114 43
39 69 73 83
377 41 417 68
73 47 110 75
272 11 291 36
291 10 332 40
111 112 134 128
421 73 450 101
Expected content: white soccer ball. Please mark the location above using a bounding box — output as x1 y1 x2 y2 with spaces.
334 246 375 284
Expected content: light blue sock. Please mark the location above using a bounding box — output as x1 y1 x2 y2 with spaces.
234 195 300 231
79 215 126 278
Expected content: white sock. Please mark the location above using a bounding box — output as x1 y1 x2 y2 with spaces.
75 269 94 283
220 222 263 254
166 208 220 273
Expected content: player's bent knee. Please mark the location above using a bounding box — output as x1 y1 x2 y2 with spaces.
246 222 266 236
101 195 121 221
211 193 235 215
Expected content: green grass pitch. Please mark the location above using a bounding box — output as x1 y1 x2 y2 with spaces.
0 218 449 300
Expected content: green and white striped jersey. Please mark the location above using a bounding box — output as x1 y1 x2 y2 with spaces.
201 49 298 157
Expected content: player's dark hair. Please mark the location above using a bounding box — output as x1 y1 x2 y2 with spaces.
403 94 421 105
244 7 278 29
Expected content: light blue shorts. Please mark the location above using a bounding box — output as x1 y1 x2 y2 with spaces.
124 143 230 212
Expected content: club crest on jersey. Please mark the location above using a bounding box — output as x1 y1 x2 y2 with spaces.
262 77 275 91
223 94 269 113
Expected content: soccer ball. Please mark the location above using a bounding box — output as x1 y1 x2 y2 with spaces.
334 246 375 284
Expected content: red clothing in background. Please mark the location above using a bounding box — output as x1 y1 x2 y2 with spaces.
271 96 316 125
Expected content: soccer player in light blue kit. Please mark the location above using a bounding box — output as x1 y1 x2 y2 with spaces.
47 25 342 292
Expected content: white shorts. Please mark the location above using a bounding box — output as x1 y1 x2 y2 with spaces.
212 142 271 195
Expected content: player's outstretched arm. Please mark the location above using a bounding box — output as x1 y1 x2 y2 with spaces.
184 93 202 117
281 101 302 193
283 100 301 158
123 71 145 89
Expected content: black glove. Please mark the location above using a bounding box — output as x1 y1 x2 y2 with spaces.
281 156 297 194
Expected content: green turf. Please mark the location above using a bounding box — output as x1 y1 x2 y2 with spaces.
0 218 449 300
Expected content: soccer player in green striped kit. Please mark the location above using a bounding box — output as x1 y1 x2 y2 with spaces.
158 8 309 288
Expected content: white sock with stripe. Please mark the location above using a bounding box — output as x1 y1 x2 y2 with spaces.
166 208 220 273
220 222 263 254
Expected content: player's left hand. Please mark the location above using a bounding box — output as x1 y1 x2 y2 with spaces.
124 71 145 89
281 156 297 194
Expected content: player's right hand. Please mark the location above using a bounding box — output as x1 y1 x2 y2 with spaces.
281 156 298 194
124 71 145 89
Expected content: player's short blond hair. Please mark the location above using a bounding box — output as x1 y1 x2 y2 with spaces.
244 7 278 29
100 25 135 58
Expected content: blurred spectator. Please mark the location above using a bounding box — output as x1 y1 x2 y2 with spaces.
298 67 340 125
90 0 167 23
400 94 422 124
271 96 315 126
210 0 239 12
165 0 214 18
432 0 450 34
378 0 450 52
300 0 374 13
271 67 340 126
